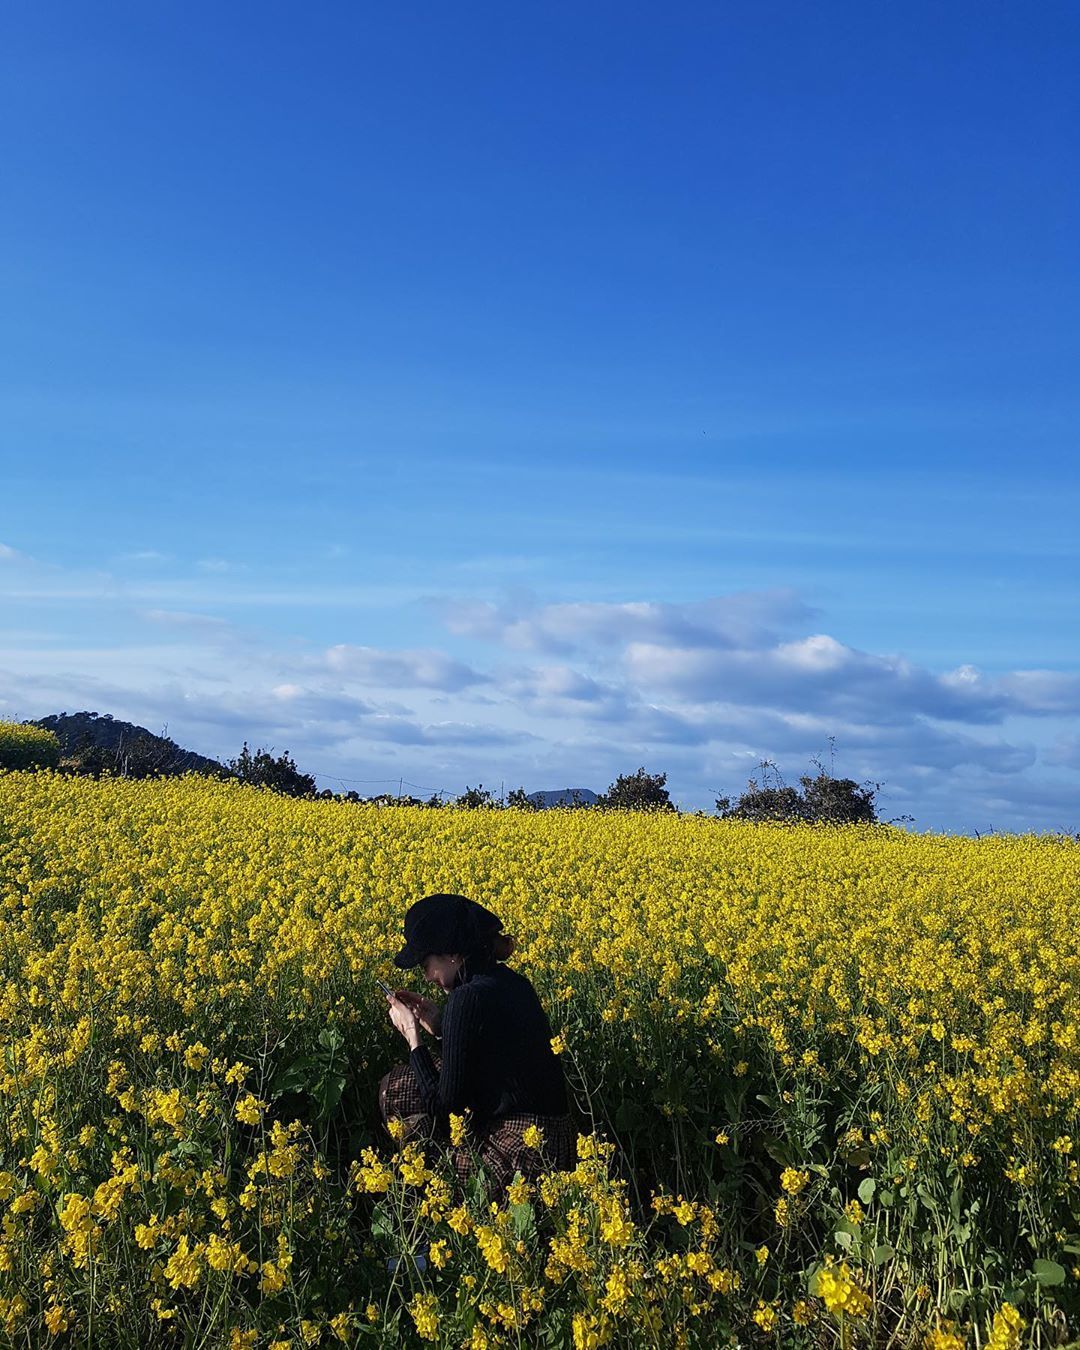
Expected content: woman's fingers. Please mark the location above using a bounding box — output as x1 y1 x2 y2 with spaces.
386 991 441 1039
387 1001 419 1040
395 991 438 1017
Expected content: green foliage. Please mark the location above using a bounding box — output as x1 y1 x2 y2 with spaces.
0 720 61 770
271 1026 348 1123
597 765 674 812
226 742 317 797
799 769 878 823
716 755 882 825
68 728 204 780
455 783 494 809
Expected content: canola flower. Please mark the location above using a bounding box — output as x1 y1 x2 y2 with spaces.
0 768 1078 1346
817 1259 872 1319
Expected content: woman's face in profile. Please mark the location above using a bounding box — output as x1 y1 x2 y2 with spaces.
422 953 461 991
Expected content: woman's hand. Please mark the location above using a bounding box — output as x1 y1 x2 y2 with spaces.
392 990 443 1038
387 995 423 1051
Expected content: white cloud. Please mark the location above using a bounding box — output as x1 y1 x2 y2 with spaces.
1045 736 1080 770
996 671 1080 715
139 609 233 632
434 589 816 654
2 567 1076 830
621 637 1052 726
325 644 489 691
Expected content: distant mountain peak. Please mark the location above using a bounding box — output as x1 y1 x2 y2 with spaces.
526 787 598 808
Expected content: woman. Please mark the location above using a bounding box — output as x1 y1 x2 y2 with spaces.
379 892 576 1204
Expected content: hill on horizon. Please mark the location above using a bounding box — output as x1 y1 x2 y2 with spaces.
29 711 226 778
526 788 599 808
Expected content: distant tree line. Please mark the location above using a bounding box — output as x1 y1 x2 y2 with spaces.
391 760 891 825
2 713 899 825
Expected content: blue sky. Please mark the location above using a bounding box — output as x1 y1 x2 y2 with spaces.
2 2 1078 831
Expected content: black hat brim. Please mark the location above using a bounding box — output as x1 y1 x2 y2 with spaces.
393 942 424 969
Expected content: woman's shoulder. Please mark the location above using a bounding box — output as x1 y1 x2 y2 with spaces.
492 962 543 1003
453 963 531 999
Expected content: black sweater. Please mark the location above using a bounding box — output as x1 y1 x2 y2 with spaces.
409 961 569 1137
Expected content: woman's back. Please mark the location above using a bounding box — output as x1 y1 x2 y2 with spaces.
438 962 568 1129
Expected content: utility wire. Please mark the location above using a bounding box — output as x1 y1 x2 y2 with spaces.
306 769 450 797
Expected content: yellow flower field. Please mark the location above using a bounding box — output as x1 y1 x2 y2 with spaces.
0 768 1078 1347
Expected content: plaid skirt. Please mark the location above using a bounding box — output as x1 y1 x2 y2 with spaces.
377 1055 576 1204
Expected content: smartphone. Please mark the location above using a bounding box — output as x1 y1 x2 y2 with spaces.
375 976 395 999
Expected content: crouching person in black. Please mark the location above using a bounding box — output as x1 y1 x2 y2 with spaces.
379 892 576 1206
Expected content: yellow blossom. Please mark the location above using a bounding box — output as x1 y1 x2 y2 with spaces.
44 1304 72 1335
817 1261 871 1318
792 1300 814 1326
408 1291 440 1342
925 1319 966 1350
753 1301 778 1332
234 1094 264 1126
986 1303 1024 1350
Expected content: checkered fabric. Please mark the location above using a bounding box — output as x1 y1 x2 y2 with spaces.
378 1055 576 1204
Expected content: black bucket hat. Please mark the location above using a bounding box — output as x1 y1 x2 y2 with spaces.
393 893 505 969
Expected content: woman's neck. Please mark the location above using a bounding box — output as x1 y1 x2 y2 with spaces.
455 954 497 987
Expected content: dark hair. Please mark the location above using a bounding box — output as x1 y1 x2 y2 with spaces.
492 932 516 961
455 908 517 979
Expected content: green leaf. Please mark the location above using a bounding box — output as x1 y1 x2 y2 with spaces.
313 1073 347 1120
318 1026 344 1054
1033 1259 1066 1287
465 1172 486 1207
879 1189 895 1207
833 1229 853 1250
272 1057 319 1096
872 1243 895 1266
858 1178 876 1205
842 1146 872 1169
761 1134 793 1167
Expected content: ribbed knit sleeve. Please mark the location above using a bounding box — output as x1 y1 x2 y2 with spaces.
408 985 481 1134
